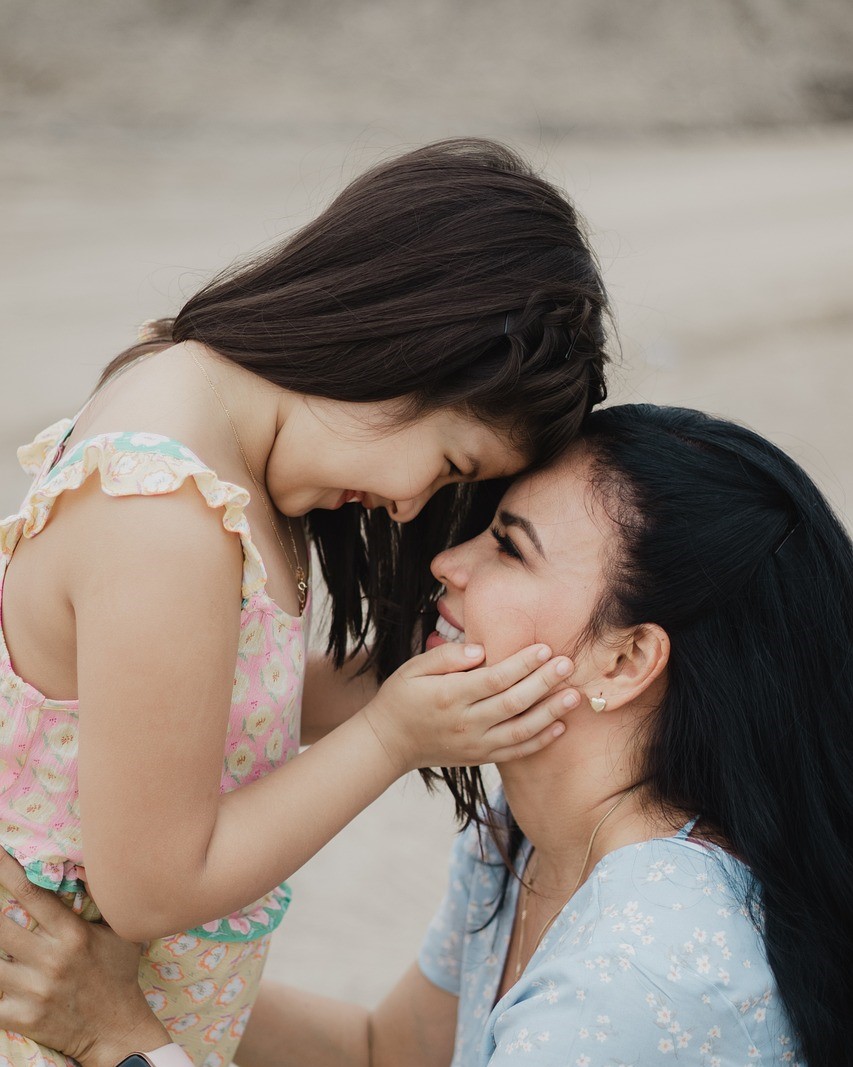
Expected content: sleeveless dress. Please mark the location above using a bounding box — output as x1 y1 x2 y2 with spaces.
0 419 310 1067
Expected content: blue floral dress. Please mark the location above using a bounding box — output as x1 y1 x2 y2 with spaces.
420 816 802 1065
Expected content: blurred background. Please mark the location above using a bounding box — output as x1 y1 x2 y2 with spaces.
2 0 852 1009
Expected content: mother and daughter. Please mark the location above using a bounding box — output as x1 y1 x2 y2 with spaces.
0 139 849 1066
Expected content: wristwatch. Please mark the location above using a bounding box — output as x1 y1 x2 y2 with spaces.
116 1045 195 1067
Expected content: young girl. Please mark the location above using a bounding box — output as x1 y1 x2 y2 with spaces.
0 139 609 1064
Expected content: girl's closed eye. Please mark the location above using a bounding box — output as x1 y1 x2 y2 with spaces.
490 526 524 562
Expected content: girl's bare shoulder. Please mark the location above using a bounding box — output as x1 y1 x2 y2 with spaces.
65 345 211 454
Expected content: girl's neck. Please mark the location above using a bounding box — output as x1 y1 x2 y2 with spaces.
180 341 289 481
75 342 287 484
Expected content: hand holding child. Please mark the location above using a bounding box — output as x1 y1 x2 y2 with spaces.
0 850 161 1067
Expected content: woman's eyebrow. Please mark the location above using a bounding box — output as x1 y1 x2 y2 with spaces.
498 509 545 558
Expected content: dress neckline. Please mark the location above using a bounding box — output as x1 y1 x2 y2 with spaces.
491 817 712 1008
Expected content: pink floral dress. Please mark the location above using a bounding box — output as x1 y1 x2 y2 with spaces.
0 420 310 1067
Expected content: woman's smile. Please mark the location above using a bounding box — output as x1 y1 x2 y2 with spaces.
426 600 468 649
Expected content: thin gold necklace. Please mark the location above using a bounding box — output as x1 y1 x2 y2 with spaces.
513 785 639 981
192 353 308 614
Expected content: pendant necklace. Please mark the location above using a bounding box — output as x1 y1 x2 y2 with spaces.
513 785 639 981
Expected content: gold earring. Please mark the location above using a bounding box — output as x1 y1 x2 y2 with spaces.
590 694 607 714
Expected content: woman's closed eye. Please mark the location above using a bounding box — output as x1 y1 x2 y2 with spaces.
491 525 524 562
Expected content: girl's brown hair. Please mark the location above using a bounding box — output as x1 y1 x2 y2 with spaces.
103 138 611 677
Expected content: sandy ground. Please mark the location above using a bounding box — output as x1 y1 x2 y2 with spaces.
4 0 853 135
2 122 851 1011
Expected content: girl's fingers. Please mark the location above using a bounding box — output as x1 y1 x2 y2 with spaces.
407 641 486 677
487 722 566 763
474 654 575 724
407 644 564 709
485 687 580 754
459 643 558 700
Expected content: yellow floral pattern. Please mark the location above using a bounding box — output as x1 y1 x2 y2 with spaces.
0 422 310 1065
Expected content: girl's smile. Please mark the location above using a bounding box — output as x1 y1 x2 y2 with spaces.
334 490 367 509
266 397 527 521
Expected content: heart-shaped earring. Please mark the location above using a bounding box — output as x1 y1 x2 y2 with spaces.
590 695 607 714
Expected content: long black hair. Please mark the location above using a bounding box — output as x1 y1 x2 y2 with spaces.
447 404 853 1064
100 138 610 676
584 405 852 1064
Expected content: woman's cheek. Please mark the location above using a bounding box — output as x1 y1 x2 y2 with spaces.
478 603 539 664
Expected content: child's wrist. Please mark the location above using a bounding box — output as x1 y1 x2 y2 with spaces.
359 700 414 777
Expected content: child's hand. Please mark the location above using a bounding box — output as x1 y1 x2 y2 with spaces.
362 642 578 773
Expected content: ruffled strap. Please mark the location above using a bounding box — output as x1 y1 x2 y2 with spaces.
13 430 267 601
16 418 74 477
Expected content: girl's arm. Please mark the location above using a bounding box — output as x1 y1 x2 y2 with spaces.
0 853 455 1067
64 483 573 941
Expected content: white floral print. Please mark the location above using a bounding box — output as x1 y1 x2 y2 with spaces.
419 802 802 1065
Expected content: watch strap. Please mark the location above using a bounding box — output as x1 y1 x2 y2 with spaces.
117 1045 195 1067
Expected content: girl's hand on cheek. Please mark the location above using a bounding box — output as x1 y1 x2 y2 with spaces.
362 642 579 773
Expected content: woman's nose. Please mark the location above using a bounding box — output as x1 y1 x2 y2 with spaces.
431 540 472 589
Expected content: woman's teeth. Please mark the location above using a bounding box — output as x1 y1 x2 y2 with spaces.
436 615 466 643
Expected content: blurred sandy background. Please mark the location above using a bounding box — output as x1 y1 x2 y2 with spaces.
2 0 852 1012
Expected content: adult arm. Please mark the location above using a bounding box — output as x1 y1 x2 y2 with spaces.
63 481 573 941
237 966 456 1067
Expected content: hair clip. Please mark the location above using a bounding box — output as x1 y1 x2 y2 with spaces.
772 519 803 558
564 331 580 362
503 312 578 362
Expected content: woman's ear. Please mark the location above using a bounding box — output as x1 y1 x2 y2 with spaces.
596 623 670 710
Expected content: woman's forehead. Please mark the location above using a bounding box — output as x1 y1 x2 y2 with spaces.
501 448 591 516
497 459 610 587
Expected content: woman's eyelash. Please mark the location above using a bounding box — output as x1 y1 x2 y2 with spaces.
491 526 523 561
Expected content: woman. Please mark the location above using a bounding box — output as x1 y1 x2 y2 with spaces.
0 137 607 1063
1 405 849 1065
